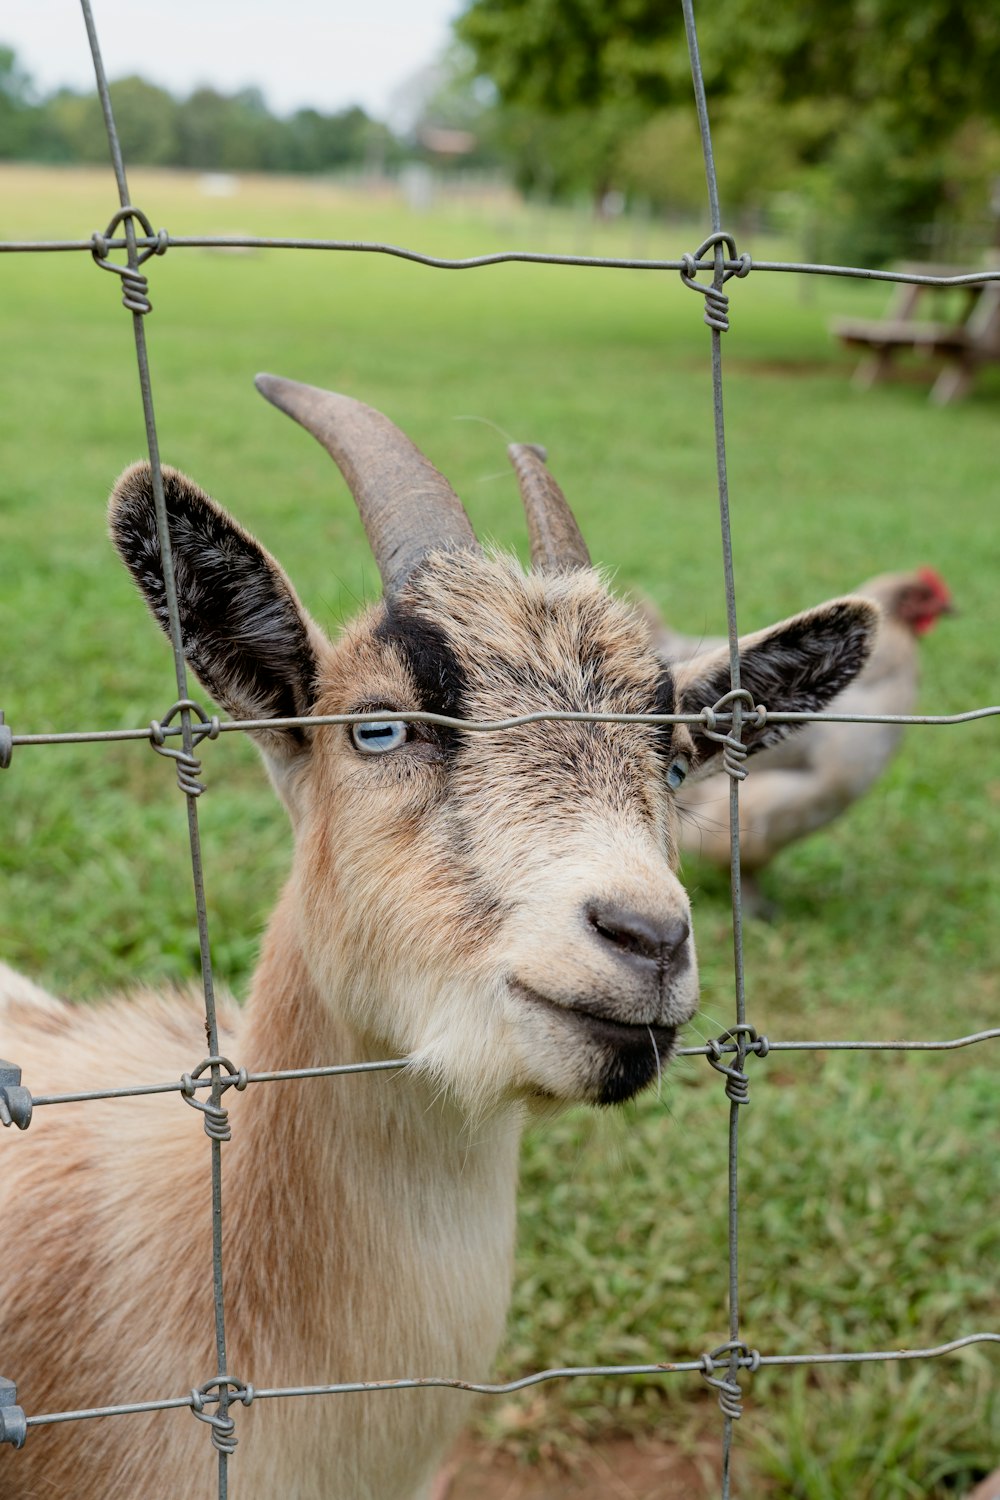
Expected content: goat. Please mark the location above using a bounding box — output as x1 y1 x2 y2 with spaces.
0 376 879 1500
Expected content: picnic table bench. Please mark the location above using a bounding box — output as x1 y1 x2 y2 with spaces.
831 262 1000 403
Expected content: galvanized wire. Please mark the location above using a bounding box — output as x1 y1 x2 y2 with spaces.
1 234 998 289
77 2 234 1489
681 5 747 1488
0 0 997 1496
6 701 1000 757
21 1333 1000 1433
11 1024 997 1113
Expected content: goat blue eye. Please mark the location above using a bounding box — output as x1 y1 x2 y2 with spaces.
666 756 689 791
351 720 409 755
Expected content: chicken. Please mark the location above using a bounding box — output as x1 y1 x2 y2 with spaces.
648 569 954 915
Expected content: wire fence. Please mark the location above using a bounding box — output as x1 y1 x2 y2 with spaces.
0 1 997 1496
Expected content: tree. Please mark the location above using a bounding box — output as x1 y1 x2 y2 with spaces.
0 47 397 178
174 86 276 171
283 106 395 174
456 0 1000 125
455 0 1000 259
0 45 36 157
101 77 181 165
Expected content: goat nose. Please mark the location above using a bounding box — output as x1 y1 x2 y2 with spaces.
585 901 690 967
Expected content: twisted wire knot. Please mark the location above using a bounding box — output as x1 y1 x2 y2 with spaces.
119 265 153 316
0 1061 33 1131
91 206 168 315
0 711 12 771
706 1025 767 1105
0 1378 27 1450
699 689 766 781
680 233 751 333
190 1377 254 1454
699 1342 760 1420
149 699 220 796
181 1055 248 1142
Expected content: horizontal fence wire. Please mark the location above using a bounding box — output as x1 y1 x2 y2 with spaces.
1 0 997 1496
10 1026 997 1114
7 702 1000 750
1 234 999 289
21 1333 1000 1432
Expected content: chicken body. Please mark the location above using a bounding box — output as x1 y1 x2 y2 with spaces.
652 570 953 910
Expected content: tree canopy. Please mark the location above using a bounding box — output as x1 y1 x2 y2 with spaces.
456 0 1000 126
455 0 1000 260
0 54 397 176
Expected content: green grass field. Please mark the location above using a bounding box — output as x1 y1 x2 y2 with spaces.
1 164 998 1497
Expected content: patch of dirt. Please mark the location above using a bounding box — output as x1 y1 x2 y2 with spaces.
439 1441 999 1499
440 1434 724 1499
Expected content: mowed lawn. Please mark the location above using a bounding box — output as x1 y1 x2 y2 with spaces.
1 164 997 1498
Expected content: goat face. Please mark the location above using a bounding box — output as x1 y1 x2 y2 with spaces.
111 378 878 1115
299 551 698 1112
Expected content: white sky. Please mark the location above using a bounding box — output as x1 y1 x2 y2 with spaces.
2 0 463 121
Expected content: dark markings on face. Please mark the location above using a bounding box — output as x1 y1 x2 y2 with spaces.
651 663 676 765
375 601 468 757
594 1028 669 1105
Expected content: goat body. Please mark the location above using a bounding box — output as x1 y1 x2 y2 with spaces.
0 380 879 1498
1 941 517 1500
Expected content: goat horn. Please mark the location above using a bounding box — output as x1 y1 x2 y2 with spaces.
255 374 480 595
507 442 591 571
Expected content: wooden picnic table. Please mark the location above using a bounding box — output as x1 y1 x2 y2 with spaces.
831 262 1000 403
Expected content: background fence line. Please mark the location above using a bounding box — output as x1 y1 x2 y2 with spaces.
1 0 997 1496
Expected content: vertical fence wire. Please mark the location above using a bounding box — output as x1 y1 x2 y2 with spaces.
79 2 234 1491
681 5 747 1490
0 1 997 1496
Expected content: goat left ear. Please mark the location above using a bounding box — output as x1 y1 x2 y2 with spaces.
109 462 324 770
673 597 880 771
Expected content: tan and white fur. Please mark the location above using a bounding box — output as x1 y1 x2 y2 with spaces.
0 378 880 1499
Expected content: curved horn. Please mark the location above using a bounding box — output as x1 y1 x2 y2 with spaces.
256 374 479 595
507 442 591 572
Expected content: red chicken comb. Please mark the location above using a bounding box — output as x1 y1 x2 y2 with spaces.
916 566 952 604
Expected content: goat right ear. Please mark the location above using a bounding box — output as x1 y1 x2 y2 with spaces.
673 596 880 772
109 462 322 763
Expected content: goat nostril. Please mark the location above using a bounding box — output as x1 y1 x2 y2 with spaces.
660 915 691 962
586 902 690 964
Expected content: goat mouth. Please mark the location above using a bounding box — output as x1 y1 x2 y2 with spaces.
510 979 678 1104
511 979 675 1039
